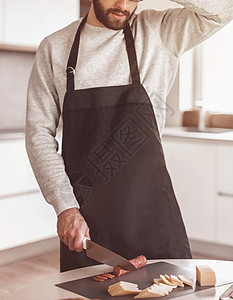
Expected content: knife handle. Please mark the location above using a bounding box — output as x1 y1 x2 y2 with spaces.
83 236 90 250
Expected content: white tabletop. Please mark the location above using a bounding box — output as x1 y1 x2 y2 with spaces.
6 259 233 300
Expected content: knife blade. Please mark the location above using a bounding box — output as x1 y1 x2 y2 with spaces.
219 284 233 300
83 237 137 271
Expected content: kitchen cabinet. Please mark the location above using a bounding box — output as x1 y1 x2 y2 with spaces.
216 145 233 196
162 138 216 242
162 133 233 249
0 192 56 250
0 139 38 197
216 145 233 246
0 138 57 251
1 0 79 47
216 195 233 246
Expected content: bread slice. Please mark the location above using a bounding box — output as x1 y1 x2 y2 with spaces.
108 281 141 296
134 286 165 298
170 275 184 287
160 275 177 287
178 275 194 287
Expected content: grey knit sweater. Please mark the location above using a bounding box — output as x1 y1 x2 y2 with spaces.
26 0 233 215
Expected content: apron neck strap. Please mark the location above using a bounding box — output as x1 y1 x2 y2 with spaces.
66 14 87 91
123 23 140 85
66 15 140 91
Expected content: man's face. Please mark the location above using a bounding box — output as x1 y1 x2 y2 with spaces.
92 0 138 30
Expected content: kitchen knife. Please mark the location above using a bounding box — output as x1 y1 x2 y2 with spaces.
219 284 233 300
83 237 137 271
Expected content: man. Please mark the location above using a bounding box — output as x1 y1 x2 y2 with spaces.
26 0 233 272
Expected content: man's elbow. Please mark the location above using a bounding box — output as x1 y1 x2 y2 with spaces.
215 11 233 26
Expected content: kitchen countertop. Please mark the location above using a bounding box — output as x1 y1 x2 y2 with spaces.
0 129 63 141
6 259 233 300
0 130 25 141
1 126 233 142
163 126 233 142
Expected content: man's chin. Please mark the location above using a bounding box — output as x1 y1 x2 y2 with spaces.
109 23 127 30
104 15 128 30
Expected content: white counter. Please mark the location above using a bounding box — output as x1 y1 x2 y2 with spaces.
163 126 233 142
6 259 233 300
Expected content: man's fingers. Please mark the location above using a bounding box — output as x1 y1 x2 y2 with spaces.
85 226 90 238
60 233 75 251
74 235 84 252
67 229 76 251
57 208 90 252
63 236 69 247
57 230 66 244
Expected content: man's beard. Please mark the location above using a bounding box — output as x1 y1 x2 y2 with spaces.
92 0 136 30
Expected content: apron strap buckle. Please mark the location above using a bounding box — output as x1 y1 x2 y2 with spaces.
66 66 76 76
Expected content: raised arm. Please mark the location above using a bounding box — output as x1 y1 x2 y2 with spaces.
145 0 233 57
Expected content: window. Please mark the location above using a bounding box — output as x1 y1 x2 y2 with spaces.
180 21 233 114
203 21 233 113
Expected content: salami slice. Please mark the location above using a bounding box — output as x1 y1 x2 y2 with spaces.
129 255 147 269
113 255 147 277
93 272 115 281
102 272 115 279
113 265 129 276
96 275 108 280
93 275 106 282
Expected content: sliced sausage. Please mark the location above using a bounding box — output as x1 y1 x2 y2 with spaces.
113 255 147 277
93 272 115 281
113 265 129 276
102 272 115 279
93 276 106 282
129 255 147 269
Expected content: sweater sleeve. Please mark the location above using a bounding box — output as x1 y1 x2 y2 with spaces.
26 37 80 216
145 0 233 57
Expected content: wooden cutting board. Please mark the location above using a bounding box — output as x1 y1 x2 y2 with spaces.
56 261 231 299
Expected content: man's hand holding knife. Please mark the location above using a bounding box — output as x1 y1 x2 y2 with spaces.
57 208 90 252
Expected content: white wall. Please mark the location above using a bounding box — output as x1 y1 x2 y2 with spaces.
1 0 79 47
0 51 34 131
137 0 179 11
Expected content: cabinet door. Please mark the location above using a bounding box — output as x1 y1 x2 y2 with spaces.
4 0 79 46
0 139 39 197
216 145 233 246
217 144 233 196
216 195 233 246
162 137 216 242
0 192 57 250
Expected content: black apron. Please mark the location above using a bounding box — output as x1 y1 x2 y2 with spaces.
60 15 192 272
